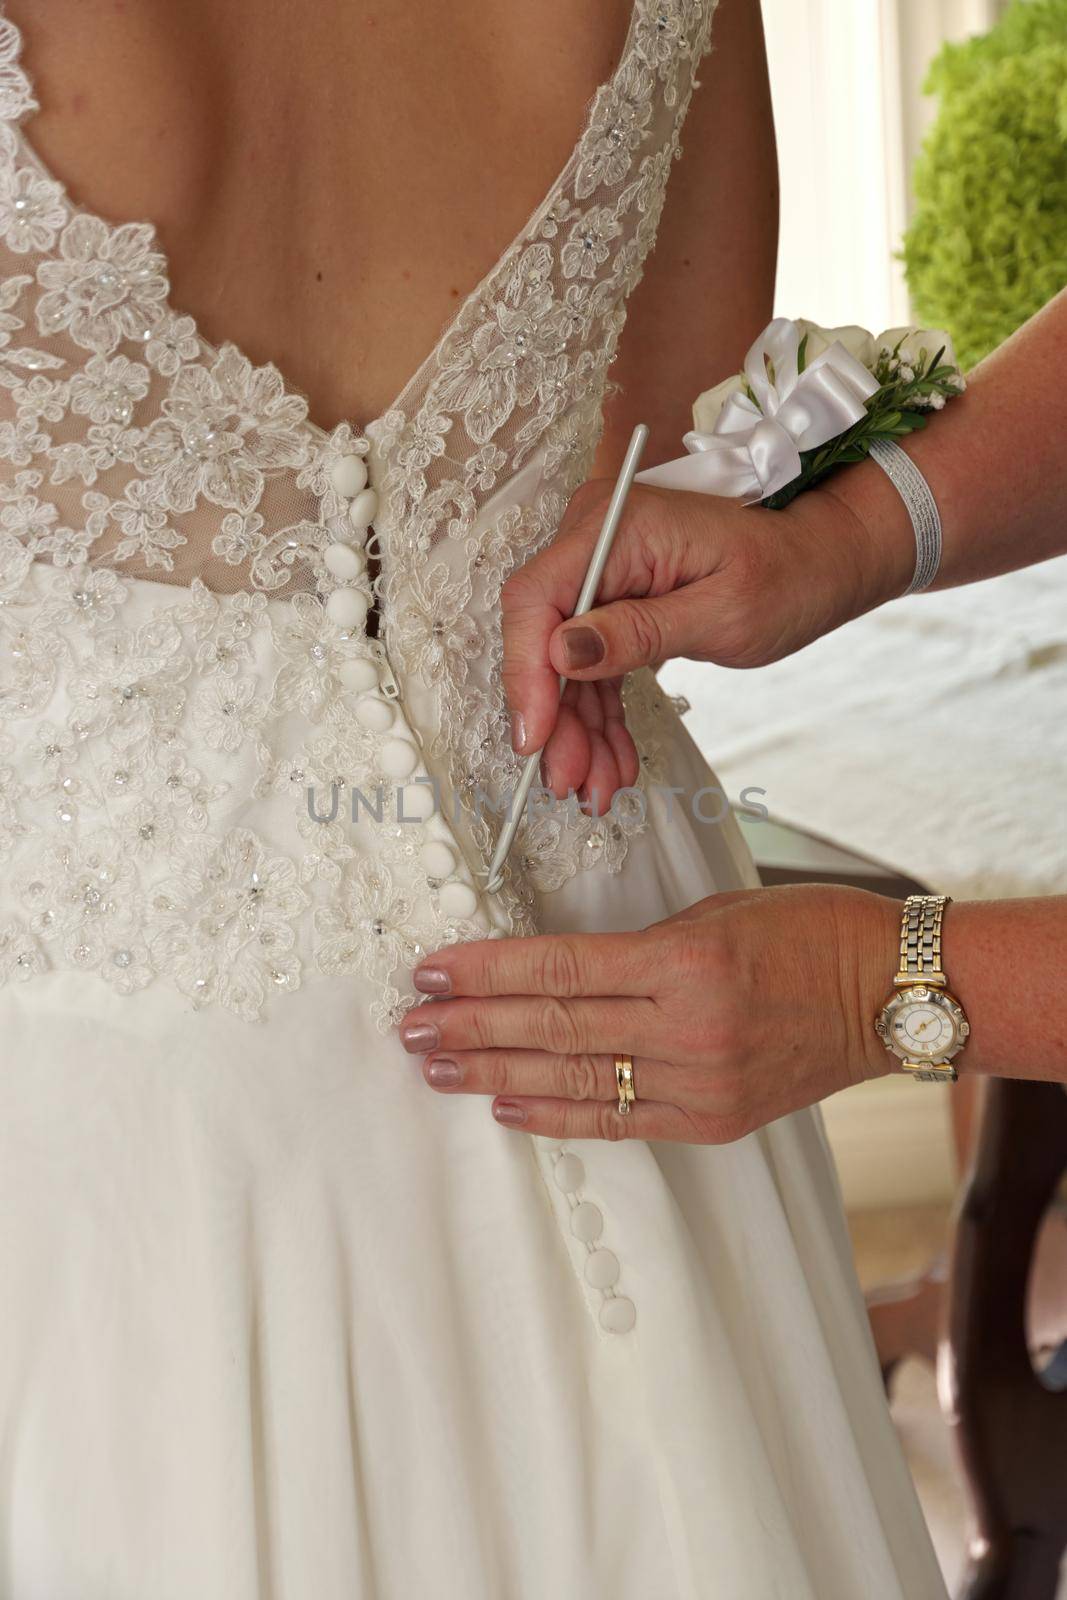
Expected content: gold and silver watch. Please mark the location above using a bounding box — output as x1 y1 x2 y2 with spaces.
874 894 970 1083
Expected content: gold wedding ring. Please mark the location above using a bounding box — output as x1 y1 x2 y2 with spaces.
615 1054 636 1116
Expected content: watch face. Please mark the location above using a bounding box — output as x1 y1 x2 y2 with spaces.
892 998 958 1058
877 986 969 1064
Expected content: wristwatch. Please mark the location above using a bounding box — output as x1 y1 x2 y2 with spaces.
874 894 970 1083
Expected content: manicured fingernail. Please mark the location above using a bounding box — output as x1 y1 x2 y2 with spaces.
414 966 451 994
400 1021 439 1053
427 1057 462 1087
493 1101 527 1126
511 712 527 754
561 626 605 670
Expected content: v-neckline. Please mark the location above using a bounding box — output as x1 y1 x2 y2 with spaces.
4 1 645 448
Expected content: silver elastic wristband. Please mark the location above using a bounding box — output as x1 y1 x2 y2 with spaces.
867 437 942 595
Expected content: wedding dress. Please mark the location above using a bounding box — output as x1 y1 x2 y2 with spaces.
0 3 948 1595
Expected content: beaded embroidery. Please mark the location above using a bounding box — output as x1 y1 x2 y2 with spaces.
0 1 719 1024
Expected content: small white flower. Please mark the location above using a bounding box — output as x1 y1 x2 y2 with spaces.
149 745 228 830
561 206 623 280
144 312 200 377
136 344 310 514
316 858 428 981
12 373 68 424
393 563 482 684
0 921 46 982
0 164 68 255
148 827 308 1020
269 591 365 720
575 57 655 197
190 587 268 677
36 215 169 355
69 352 150 426
211 510 265 567
25 720 79 795
192 676 264 753
45 562 128 628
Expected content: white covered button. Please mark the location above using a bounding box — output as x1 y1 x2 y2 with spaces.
339 657 380 693
570 1201 603 1244
324 542 366 581
329 453 369 498
554 1154 585 1194
354 695 395 733
326 588 370 629
379 737 419 780
400 783 437 823
348 487 379 530
584 1248 620 1290
599 1295 636 1334
420 839 456 877
438 880 479 920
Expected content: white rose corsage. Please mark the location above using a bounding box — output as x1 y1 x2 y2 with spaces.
635 316 966 510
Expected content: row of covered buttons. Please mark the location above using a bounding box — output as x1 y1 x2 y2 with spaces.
324 455 484 926
324 453 378 629
554 1151 636 1334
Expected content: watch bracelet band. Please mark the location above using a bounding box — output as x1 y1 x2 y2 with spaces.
895 892 949 987
895 893 958 1083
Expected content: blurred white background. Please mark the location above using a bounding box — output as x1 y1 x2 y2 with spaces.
762 0 1005 332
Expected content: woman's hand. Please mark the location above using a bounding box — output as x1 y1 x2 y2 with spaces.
503 476 908 806
399 884 901 1143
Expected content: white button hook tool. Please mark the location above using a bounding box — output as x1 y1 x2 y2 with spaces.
481 423 650 895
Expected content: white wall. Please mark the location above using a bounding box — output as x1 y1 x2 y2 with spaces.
760 0 1004 339
761 0 902 333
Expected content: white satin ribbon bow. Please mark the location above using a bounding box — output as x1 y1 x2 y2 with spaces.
633 317 879 504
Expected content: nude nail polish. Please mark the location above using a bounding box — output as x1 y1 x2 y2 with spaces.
400 1021 439 1053
493 1101 527 1126
414 967 451 994
427 1058 462 1087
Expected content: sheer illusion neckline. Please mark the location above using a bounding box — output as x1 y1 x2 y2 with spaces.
5 1 644 446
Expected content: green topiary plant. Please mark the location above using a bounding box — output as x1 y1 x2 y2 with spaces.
902 0 1067 371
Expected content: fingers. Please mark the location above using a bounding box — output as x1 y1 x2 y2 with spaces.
539 680 636 807
501 480 714 753
577 729 618 817
421 1047 674 1103
399 993 659 1057
416 1043 709 1141
549 583 723 681
501 504 611 757
489 1095 703 1143
539 690 589 797
412 930 655 1001
600 680 639 789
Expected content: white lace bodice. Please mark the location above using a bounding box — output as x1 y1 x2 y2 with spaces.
0 2 717 1027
